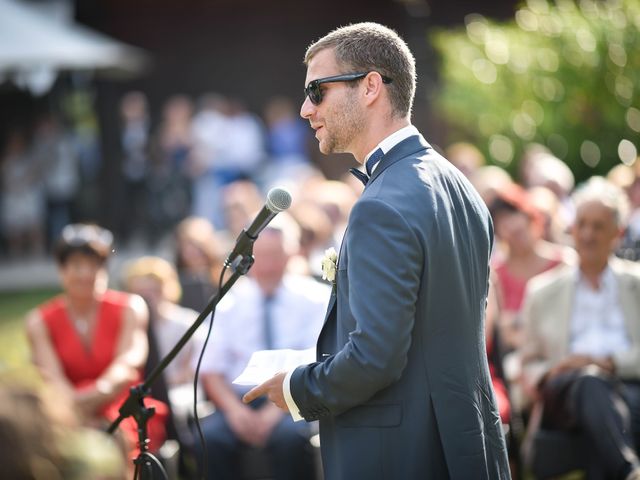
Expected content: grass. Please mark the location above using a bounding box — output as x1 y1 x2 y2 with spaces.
0 288 60 385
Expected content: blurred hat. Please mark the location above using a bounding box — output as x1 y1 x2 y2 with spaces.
489 183 544 229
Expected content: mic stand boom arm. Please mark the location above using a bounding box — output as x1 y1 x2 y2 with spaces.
107 249 256 478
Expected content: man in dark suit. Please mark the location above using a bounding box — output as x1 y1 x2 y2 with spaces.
244 22 510 479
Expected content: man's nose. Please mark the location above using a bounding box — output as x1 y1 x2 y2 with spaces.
300 96 314 119
579 226 594 241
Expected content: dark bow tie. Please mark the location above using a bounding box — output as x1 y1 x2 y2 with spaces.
349 168 369 186
349 148 384 187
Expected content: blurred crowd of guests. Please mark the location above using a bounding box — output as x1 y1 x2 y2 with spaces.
0 90 322 259
10 156 359 478
448 142 640 479
3 87 640 478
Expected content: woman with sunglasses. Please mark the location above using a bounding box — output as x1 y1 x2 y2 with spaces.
25 223 168 460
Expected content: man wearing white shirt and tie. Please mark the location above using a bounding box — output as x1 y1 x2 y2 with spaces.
197 212 329 480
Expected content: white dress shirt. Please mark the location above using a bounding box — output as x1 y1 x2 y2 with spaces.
284 125 421 420
199 275 329 386
363 124 419 174
569 267 631 358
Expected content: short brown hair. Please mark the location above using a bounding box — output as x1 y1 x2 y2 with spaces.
304 22 416 119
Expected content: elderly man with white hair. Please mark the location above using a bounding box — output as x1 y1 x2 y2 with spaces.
520 176 640 480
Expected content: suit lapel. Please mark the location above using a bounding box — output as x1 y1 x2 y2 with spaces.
316 231 344 359
323 291 337 323
367 134 431 186
554 271 575 358
317 289 337 360
618 276 637 325
611 259 640 343
321 220 350 324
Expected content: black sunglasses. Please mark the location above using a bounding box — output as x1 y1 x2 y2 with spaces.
304 72 393 106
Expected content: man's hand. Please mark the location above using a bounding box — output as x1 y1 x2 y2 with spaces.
242 372 289 411
548 354 592 378
547 354 615 381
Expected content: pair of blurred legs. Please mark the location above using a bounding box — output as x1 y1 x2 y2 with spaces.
196 396 316 480
541 371 640 480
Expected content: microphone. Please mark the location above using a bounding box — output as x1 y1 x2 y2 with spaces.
224 186 292 267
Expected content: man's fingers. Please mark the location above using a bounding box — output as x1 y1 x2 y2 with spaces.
243 384 265 404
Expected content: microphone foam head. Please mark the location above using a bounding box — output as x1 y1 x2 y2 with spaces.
266 187 292 213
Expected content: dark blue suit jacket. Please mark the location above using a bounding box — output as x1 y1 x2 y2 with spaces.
290 134 510 479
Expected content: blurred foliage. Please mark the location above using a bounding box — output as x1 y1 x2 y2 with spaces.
431 0 640 183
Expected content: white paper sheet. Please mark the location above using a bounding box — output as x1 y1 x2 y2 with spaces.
232 347 316 386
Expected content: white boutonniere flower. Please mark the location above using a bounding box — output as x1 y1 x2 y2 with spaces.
321 247 338 284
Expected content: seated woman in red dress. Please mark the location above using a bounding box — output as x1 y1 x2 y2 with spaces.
25 223 168 460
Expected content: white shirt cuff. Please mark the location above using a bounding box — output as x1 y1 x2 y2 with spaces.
283 368 303 422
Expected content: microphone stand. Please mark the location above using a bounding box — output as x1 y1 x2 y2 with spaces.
108 243 256 479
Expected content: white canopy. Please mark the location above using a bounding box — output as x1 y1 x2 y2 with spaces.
0 0 148 75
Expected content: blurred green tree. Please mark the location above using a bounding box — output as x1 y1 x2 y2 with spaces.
432 0 640 183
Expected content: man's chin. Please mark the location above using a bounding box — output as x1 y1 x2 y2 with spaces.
318 141 332 155
318 140 347 156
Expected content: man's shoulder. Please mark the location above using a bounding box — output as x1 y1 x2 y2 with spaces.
527 262 575 298
611 256 640 282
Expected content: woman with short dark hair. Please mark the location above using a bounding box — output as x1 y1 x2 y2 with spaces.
26 223 168 459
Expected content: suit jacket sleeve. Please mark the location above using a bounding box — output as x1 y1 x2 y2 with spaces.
290 197 423 419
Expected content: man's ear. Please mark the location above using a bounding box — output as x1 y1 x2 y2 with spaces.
362 72 385 106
